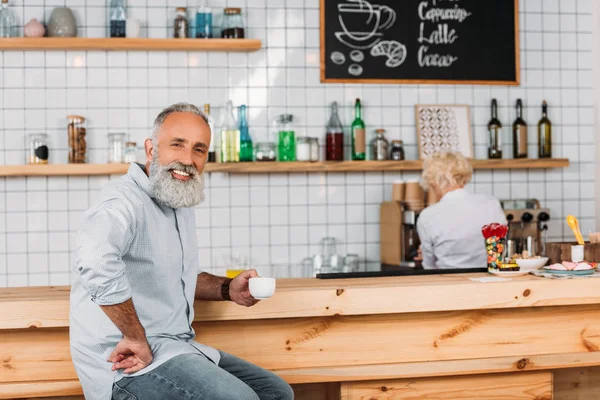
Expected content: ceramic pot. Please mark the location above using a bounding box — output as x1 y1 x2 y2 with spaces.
47 8 77 37
24 18 46 38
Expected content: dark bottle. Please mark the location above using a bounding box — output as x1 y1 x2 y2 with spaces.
109 0 126 38
512 99 528 158
351 98 366 160
538 101 552 158
326 101 344 161
174 7 189 38
488 99 503 159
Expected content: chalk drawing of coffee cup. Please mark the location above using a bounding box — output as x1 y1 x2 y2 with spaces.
337 0 396 42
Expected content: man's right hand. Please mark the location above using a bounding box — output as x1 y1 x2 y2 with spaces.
107 336 153 374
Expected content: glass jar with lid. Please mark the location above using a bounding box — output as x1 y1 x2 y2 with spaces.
309 137 319 162
108 132 126 163
275 114 296 162
28 133 49 164
371 128 389 161
174 7 189 38
221 8 245 39
124 141 137 163
296 137 311 161
255 142 276 162
390 140 405 161
67 115 87 163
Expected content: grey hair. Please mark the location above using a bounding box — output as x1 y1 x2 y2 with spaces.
152 102 209 141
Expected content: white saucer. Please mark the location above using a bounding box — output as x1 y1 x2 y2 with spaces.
253 296 272 300
488 269 530 277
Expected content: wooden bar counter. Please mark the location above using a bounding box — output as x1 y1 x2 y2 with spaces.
2 273 600 399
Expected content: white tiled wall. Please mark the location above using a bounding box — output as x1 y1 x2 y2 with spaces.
0 0 596 287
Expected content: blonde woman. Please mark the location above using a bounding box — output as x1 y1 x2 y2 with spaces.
417 152 506 269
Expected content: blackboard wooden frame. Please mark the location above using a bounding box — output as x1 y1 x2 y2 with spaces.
320 0 520 85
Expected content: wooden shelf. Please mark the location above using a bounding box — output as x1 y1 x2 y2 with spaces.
0 38 262 52
0 159 570 177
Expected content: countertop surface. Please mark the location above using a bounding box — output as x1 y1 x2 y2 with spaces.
2 273 600 330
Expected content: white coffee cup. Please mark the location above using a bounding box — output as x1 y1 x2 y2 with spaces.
572 245 584 262
126 18 141 38
249 277 276 300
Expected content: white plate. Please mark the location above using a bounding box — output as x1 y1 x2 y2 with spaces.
515 257 549 270
488 269 530 277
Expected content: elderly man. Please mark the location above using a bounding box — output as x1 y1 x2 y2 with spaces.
70 103 294 400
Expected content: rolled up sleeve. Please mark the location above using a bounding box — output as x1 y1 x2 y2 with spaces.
75 200 136 306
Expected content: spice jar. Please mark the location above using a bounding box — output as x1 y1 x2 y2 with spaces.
309 137 319 162
174 7 188 38
28 133 49 164
108 133 126 163
371 128 389 161
390 140 405 161
124 141 137 163
296 137 311 161
221 8 245 39
255 142 276 162
67 115 87 163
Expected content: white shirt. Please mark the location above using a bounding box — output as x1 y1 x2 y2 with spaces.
416 188 507 269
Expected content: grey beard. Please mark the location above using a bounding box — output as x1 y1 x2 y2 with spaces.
148 152 205 209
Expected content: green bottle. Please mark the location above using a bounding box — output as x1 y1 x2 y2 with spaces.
351 98 366 160
238 105 253 162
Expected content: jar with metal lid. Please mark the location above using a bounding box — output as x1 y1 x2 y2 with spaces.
371 128 389 161
255 142 276 162
67 115 86 163
309 137 319 162
108 133 126 163
221 8 244 39
174 7 188 38
390 140 405 161
124 141 137 163
28 133 49 164
296 137 311 161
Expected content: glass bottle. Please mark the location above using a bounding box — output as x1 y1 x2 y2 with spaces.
220 101 240 163
107 133 126 163
238 105 253 162
326 101 344 161
67 115 87 163
174 7 188 38
0 0 17 38
124 141 137 163
538 100 552 158
196 1 213 38
109 0 127 38
390 140 405 160
309 137 319 162
488 99 503 159
351 98 366 160
512 98 528 158
203 103 217 163
221 8 245 39
371 128 389 161
276 114 296 162
28 133 49 164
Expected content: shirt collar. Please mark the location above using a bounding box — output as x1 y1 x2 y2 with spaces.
439 187 468 202
128 162 155 199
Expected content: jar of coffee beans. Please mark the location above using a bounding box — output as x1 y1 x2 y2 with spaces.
67 115 87 163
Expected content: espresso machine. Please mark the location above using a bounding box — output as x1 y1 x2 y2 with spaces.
380 202 422 268
500 199 550 257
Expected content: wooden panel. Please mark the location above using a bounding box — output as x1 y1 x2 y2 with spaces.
553 367 600 400
0 38 261 52
340 372 552 400
0 159 570 177
5 275 600 330
294 383 340 400
546 243 600 265
0 380 82 399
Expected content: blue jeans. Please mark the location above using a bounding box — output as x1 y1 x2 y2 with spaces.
111 352 294 400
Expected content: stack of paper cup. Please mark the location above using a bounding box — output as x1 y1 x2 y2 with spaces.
392 180 405 202
404 180 424 211
426 189 440 206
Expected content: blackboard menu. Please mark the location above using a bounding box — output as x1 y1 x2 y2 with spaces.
320 0 519 85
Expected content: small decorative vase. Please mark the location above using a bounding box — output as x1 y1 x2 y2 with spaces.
47 8 77 37
24 18 46 38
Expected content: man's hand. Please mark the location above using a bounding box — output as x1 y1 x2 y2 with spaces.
229 269 260 307
107 336 153 374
